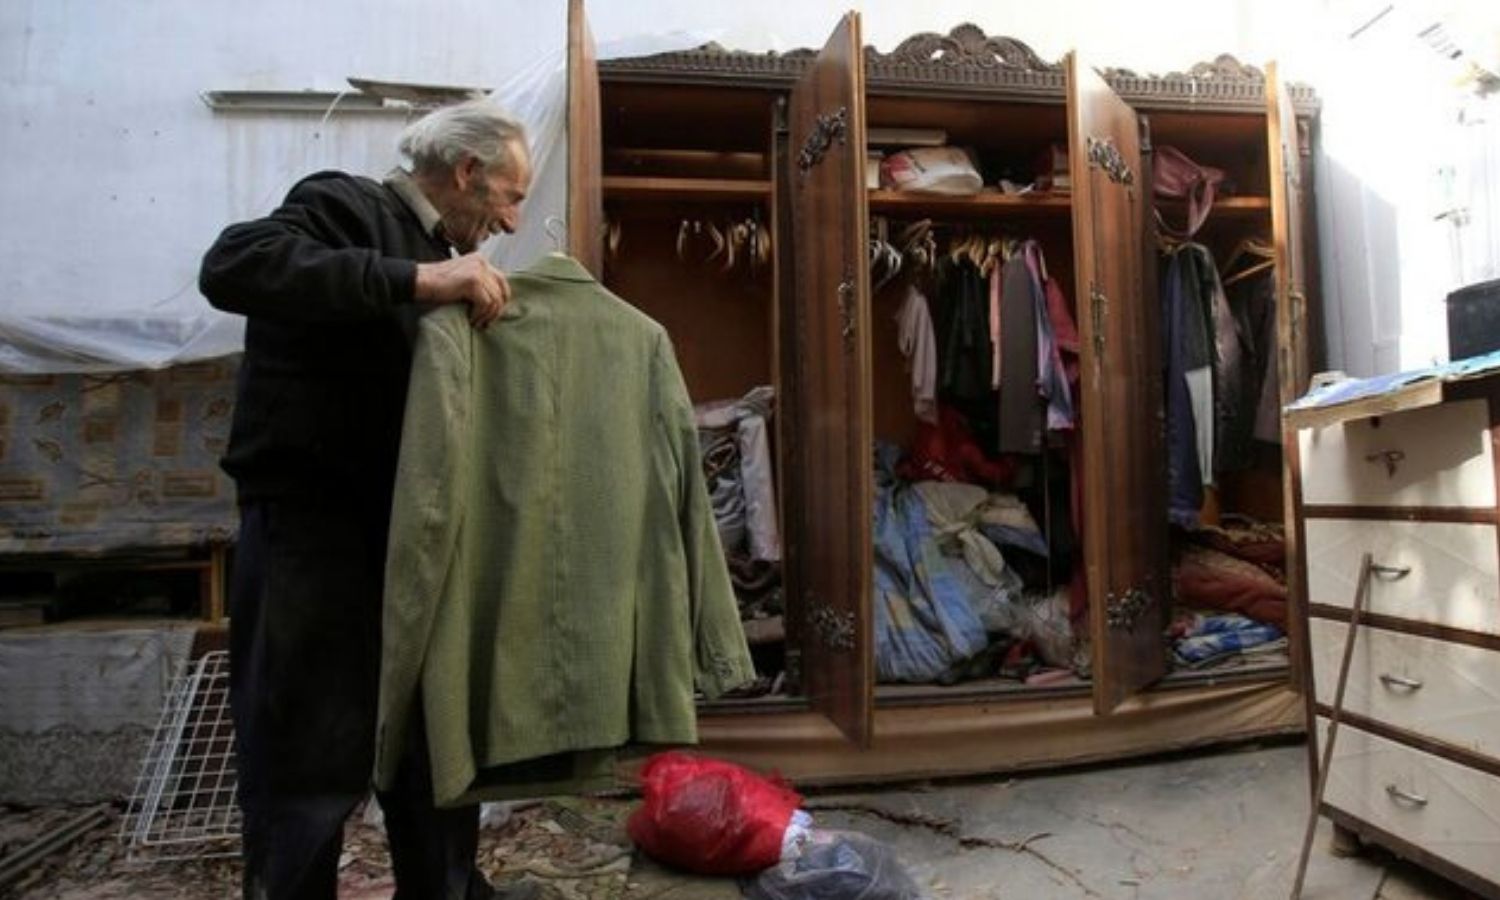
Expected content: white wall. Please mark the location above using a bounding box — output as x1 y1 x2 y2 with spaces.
1 0 1489 376
0 0 564 370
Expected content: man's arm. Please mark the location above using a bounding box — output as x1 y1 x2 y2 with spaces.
200 173 510 328
198 173 417 324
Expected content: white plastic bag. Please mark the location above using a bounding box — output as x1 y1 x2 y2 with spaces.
880 147 982 195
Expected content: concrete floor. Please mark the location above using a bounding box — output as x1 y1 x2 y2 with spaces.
12 740 1481 899
763 741 1476 900
630 740 1479 899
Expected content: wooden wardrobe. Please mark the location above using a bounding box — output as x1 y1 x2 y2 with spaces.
567 2 1322 784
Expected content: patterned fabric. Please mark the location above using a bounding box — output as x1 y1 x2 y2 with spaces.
0 358 238 554
872 446 989 683
1170 612 1285 669
1172 543 1288 628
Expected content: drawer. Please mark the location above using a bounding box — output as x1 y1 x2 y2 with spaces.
1299 398 1495 508
1310 619 1500 762
1317 720 1500 886
1305 519 1500 636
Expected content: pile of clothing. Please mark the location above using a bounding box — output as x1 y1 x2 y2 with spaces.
1168 518 1288 669
871 443 1082 684
696 386 782 622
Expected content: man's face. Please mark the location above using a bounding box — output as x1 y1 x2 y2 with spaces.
449 141 531 253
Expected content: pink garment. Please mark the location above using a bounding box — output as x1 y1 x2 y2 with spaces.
895 285 939 424
1023 241 1077 432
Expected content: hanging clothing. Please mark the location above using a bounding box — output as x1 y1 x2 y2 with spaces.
1184 244 1255 476
1023 241 1076 433
1162 246 1216 525
936 258 997 407
377 254 755 806
1216 270 1271 468
998 254 1042 454
1226 270 1283 446
895 285 939 424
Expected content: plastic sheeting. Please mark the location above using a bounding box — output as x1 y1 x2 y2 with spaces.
0 32 705 374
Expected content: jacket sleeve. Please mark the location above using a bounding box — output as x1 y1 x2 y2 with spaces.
199 172 418 323
375 307 470 790
653 333 756 699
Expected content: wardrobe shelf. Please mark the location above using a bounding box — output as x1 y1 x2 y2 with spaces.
605 148 766 179
602 175 771 202
1156 195 1273 216
867 189 1072 217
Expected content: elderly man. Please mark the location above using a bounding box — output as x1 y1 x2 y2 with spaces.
200 99 536 900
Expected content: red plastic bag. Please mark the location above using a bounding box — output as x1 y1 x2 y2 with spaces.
627 751 802 876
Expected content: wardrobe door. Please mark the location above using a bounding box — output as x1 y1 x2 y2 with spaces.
1268 60 1313 696
1267 61 1310 405
786 12 874 747
1067 52 1170 715
566 0 604 276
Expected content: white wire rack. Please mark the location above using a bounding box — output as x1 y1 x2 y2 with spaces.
119 649 241 862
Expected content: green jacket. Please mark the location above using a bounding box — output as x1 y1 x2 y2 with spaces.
375 254 754 806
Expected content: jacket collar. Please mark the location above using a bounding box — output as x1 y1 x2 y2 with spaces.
524 253 595 283
383 167 446 244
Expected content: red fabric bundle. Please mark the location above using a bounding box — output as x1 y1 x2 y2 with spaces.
898 406 1016 487
627 751 802 876
1172 543 1287 628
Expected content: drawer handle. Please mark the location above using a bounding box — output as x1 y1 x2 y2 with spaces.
1370 563 1412 581
1379 673 1424 690
1385 784 1429 807
1364 449 1406 478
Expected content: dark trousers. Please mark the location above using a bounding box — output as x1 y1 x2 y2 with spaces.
230 499 489 900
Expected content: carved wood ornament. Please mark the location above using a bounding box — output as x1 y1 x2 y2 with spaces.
599 24 1318 115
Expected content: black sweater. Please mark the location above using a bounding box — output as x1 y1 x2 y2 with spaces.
199 171 450 504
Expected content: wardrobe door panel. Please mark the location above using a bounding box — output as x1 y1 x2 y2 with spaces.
567 0 604 276
1267 61 1310 407
1068 52 1170 715
786 12 874 747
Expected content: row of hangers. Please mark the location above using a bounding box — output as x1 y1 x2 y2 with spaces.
868 217 1048 291
868 217 937 290
599 214 773 275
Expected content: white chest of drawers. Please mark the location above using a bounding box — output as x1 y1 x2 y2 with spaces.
1291 372 1500 899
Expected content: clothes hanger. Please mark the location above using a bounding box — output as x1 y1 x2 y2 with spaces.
676 218 704 263
1220 256 1275 287
980 237 1003 276
1219 234 1276 286
543 215 569 256
605 217 622 260
1222 235 1274 274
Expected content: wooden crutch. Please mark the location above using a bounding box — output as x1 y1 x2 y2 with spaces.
1291 552 1374 898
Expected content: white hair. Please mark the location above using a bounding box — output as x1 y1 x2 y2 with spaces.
398 99 528 176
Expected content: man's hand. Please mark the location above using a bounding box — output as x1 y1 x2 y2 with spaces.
413 253 510 329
